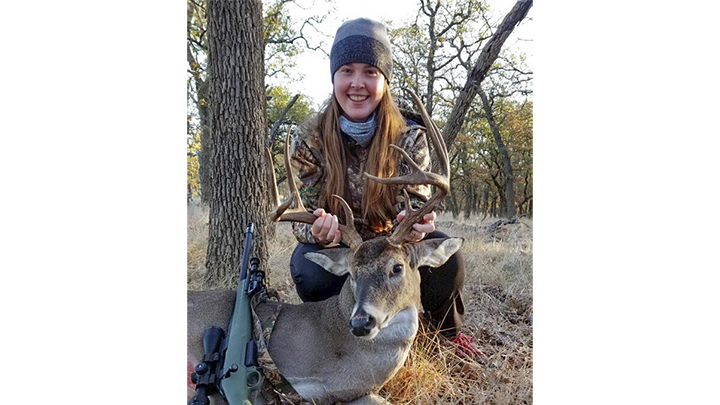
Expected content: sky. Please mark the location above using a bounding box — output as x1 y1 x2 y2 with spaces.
272 0 533 108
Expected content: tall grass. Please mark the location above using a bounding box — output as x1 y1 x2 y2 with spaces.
187 205 533 404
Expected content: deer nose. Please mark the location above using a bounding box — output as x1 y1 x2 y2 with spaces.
350 314 376 336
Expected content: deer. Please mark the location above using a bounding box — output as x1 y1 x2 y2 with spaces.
187 91 463 405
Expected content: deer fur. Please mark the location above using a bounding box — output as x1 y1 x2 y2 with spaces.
188 236 462 405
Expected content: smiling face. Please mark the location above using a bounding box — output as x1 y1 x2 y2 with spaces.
333 62 386 122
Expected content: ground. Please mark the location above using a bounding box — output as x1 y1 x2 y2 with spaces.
188 202 533 404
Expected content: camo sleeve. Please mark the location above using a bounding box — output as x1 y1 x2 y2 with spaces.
394 125 432 214
289 128 323 244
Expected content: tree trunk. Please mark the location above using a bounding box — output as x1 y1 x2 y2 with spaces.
470 184 478 215
490 193 496 217
464 182 473 219
448 188 460 218
480 91 515 218
198 82 212 204
442 0 533 149
204 0 271 289
481 187 489 219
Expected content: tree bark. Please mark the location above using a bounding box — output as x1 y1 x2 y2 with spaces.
480 186 486 216
204 0 271 289
448 187 460 218
464 182 473 219
480 91 515 218
442 0 532 149
489 193 496 217
197 82 212 204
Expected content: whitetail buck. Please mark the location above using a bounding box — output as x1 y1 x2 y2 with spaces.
188 91 463 405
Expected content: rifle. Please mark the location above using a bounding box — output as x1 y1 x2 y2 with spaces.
190 223 265 405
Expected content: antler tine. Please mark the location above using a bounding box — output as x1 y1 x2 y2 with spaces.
406 89 449 179
269 127 319 225
331 195 363 250
401 188 415 214
270 127 360 249
266 146 280 208
365 90 449 195
377 88 451 246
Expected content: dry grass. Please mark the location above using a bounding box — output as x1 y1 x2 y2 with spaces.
188 204 533 404
187 202 210 291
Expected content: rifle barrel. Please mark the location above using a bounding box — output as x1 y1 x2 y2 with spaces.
239 222 254 288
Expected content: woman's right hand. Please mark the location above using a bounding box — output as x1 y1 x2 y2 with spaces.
311 208 342 246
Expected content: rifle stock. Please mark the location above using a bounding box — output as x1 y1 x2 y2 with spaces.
217 223 263 404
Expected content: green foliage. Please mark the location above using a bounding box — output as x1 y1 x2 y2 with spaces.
264 0 303 80
267 86 315 126
266 86 316 187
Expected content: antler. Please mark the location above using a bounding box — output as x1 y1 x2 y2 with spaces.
364 89 450 246
269 128 363 250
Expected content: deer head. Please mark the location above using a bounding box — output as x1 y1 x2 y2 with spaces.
271 90 463 339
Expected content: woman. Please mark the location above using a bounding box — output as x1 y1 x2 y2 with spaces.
288 18 477 351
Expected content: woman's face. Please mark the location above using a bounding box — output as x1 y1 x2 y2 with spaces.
333 63 385 122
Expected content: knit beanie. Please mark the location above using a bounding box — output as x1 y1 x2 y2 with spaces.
329 18 393 83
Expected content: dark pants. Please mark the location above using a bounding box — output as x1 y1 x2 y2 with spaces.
290 230 465 337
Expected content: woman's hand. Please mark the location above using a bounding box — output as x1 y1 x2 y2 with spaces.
396 210 436 242
311 208 342 247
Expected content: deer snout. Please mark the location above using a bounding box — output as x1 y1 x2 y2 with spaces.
350 313 377 337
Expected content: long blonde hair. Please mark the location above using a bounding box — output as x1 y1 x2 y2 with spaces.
314 86 407 232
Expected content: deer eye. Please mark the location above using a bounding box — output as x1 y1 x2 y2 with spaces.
391 264 403 276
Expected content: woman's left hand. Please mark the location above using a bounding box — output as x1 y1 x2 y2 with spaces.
396 210 436 242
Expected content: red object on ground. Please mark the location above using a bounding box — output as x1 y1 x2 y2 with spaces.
451 332 486 358
188 361 196 387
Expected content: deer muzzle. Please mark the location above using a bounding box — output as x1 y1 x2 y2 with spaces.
349 311 377 337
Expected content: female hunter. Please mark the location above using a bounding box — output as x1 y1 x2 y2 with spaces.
288 17 479 352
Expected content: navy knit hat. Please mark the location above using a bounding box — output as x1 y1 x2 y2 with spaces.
330 18 393 83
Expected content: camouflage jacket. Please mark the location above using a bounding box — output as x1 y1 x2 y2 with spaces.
289 116 432 244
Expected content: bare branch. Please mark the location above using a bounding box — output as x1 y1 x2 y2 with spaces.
443 0 533 148
268 94 301 147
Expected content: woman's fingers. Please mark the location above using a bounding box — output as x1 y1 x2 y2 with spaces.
311 210 343 244
328 215 339 242
312 213 328 242
321 214 334 239
331 228 342 245
413 222 435 234
398 210 436 224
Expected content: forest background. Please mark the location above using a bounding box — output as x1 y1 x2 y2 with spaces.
187 1 534 402
4 1 719 404
186 0 534 224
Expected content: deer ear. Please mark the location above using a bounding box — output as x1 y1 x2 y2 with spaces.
406 237 464 269
303 248 352 277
